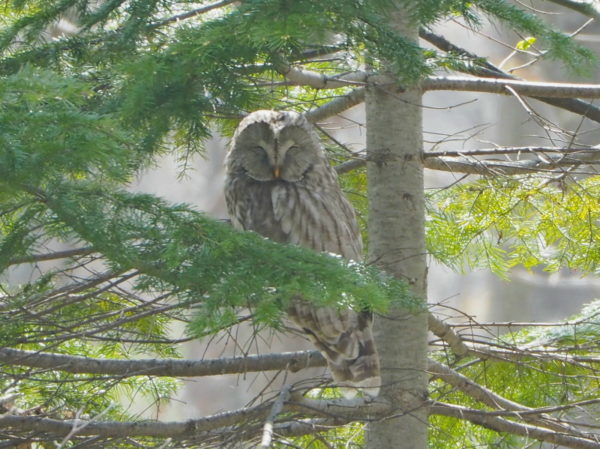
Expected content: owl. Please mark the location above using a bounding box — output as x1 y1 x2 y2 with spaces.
224 110 380 397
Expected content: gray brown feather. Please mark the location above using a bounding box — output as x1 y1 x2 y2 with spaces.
224 110 380 396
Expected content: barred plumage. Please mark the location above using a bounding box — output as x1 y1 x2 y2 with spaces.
224 110 380 396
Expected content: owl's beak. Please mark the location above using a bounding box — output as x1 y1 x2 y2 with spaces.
273 166 281 179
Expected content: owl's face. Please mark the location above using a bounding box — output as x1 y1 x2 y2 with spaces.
229 111 322 183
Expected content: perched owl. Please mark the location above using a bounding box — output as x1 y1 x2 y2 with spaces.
224 110 380 396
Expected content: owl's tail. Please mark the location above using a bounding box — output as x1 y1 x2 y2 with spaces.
288 302 381 398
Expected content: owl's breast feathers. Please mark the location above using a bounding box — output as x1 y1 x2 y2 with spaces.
226 172 363 261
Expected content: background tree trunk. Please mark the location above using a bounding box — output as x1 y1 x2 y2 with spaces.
364 7 428 449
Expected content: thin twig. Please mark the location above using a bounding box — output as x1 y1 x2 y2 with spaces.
151 0 237 28
7 247 95 266
260 384 291 449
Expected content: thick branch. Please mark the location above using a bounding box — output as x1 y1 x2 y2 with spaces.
419 29 600 123
428 314 470 358
0 403 273 439
305 88 366 123
0 347 326 377
275 61 368 89
3 397 598 449
423 76 600 99
3 347 595 443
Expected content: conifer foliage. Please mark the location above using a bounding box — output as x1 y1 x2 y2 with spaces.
1 1 600 448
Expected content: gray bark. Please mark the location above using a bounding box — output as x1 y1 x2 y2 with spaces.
364 7 429 449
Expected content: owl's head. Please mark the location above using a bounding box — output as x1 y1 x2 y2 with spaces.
227 110 326 183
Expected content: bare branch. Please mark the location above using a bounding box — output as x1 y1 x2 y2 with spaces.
0 347 326 377
423 76 600 99
431 402 600 449
4 395 598 449
305 88 366 123
335 146 600 175
275 60 368 89
0 403 273 439
426 146 600 157
419 29 600 123
425 148 600 175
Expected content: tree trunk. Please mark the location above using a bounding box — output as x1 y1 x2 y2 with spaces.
364 7 428 449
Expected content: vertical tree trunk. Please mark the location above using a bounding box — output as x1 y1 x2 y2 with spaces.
364 7 428 449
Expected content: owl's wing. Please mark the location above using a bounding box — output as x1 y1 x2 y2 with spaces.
287 300 380 397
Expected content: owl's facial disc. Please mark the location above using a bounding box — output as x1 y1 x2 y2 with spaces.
277 140 314 182
240 143 276 182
